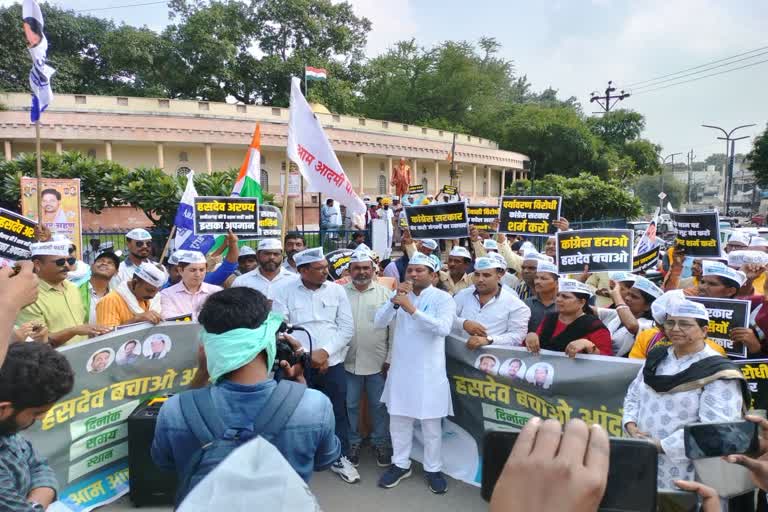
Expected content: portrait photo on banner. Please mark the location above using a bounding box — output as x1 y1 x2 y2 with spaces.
20 177 82 256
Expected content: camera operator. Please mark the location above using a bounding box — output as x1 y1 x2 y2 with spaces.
151 287 341 502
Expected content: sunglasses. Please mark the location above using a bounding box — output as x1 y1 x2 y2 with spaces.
134 241 151 248
53 257 77 267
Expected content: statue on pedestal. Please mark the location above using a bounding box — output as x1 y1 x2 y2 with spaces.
391 158 411 198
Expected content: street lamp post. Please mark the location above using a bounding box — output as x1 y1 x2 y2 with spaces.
702 124 756 215
660 152 682 212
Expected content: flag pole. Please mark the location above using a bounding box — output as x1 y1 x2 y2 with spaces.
281 164 290 243
35 120 43 224
160 225 176 263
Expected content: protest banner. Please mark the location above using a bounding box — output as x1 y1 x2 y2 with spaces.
441 185 458 196
256 204 282 238
326 249 355 280
737 359 768 411
21 177 82 256
498 196 561 236
25 322 199 511
426 337 641 486
467 205 500 232
689 297 751 358
671 211 721 257
633 246 660 273
0 207 37 265
404 202 469 240
193 196 259 236
408 184 425 195
555 229 634 274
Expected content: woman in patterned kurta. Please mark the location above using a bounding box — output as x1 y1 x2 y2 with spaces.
622 299 745 489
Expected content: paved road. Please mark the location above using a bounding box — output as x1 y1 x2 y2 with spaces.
104 453 488 512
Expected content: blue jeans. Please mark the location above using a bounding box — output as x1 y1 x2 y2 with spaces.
345 371 390 448
310 363 350 456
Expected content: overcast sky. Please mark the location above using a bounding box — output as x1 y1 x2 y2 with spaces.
6 0 767 160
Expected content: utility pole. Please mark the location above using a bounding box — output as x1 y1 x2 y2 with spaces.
589 81 630 113
660 152 682 212
686 149 695 206
702 123 756 215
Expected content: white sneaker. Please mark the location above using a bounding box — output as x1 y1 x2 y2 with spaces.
330 456 361 484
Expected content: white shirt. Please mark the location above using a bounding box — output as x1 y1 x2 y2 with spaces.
374 285 456 419
271 279 354 367
597 308 654 357
452 286 530 346
232 266 296 299
281 260 298 274
622 345 743 489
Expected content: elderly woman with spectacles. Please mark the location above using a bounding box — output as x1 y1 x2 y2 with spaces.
622 297 749 490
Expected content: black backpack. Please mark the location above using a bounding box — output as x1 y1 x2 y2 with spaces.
175 380 306 507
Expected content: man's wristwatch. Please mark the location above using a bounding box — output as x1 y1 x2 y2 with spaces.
486 336 495 345
28 502 44 512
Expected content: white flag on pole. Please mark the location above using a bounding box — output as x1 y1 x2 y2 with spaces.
286 76 366 217
22 0 54 122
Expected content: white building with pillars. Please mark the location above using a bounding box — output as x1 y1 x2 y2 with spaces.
0 92 528 225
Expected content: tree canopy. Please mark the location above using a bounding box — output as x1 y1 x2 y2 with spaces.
748 124 768 188
0 0 671 220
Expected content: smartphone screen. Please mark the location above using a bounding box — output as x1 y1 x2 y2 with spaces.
657 490 699 512
684 421 759 459
482 431 658 512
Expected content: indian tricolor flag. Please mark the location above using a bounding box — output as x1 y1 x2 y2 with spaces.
232 123 263 201
305 66 328 81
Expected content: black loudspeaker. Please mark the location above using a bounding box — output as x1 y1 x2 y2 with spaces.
127 397 177 506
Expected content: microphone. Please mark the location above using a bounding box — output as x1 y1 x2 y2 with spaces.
393 280 412 310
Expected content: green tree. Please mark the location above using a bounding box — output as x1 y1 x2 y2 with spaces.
506 173 642 220
586 110 661 178
500 105 598 177
748 124 768 188
633 173 686 213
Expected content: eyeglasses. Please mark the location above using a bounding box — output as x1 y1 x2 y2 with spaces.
53 257 77 267
134 241 151 248
663 320 700 331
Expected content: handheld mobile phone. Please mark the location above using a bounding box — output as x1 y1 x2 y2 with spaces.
657 490 699 512
684 421 759 459
482 430 658 512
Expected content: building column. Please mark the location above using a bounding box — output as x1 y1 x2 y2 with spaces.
3 141 11 161
357 153 365 196
434 161 440 194
411 158 418 185
387 156 394 194
156 143 165 170
205 143 213 173
501 168 507 194
104 141 113 161
486 166 492 197
55 140 63 155
472 165 477 198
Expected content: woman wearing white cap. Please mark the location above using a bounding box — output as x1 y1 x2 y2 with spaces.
161 251 223 321
623 298 749 490
594 276 660 357
524 279 613 357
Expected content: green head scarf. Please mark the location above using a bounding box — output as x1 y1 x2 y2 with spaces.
201 311 284 383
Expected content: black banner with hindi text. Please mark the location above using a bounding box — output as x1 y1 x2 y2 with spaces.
556 229 634 274
193 196 260 236
0 207 37 264
671 211 721 257
689 297 750 358
405 202 469 240
498 196 561 236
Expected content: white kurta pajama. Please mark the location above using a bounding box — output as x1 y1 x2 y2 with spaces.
374 285 457 472
622 345 743 489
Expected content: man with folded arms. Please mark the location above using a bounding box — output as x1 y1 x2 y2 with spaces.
453 257 530 349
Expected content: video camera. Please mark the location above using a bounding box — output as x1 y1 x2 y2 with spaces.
274 321 311 373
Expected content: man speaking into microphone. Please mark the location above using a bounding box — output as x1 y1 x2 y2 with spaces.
374 252 456 494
